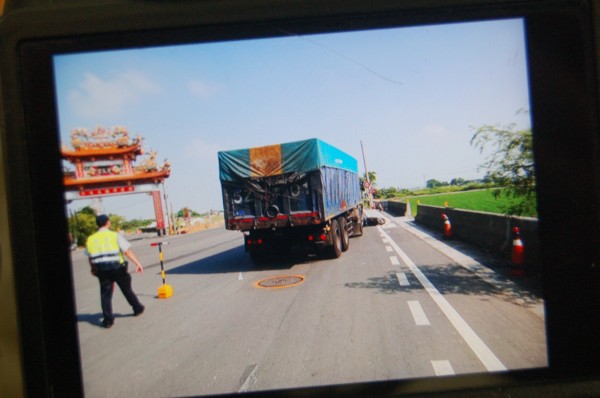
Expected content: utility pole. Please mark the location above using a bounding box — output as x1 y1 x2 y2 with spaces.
360 140 374 209
69 208 79 248
92 197 104 215
162 181 173 235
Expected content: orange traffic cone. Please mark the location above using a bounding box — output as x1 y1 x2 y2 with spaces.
510 227 525 276
442 213 452 239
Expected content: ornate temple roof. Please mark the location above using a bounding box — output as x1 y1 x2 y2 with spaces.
61 142 143 159
61 126 143 160
61 126 171 191
63 168 170 187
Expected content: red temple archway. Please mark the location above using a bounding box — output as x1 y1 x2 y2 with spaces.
62 126 171 235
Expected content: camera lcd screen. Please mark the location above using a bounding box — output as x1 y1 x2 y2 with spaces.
52 18 547 398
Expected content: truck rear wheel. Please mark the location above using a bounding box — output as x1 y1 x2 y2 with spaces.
339 217 350 252
328 219 343 258
352 218 363 237
350 207 363 237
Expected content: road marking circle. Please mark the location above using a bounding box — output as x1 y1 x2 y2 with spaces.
255 275 305 289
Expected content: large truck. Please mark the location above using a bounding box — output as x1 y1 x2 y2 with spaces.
218 138 363 262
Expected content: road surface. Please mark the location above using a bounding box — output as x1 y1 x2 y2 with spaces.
70 212 546 397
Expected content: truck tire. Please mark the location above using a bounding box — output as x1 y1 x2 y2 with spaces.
339 217 350 252
352 221 363 236
350 207 364 237
328 219 343 258
352 218 363 237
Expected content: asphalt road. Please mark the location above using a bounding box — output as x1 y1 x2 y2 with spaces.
71 213 546 397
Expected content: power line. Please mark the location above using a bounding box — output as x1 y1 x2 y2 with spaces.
278 29 403 86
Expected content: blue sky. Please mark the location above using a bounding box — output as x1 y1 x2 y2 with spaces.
54 18 531 220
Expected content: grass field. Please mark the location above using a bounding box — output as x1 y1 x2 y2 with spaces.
393 189 535 217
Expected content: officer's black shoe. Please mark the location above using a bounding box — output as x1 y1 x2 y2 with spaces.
102 319 114 328
134 306 145 316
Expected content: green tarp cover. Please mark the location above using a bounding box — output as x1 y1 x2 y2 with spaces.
218 138 358 182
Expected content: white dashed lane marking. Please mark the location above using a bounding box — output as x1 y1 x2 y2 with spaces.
408 300 430 326
381 229 457 377
431 360 455 376
396 272 410 286
378 226 507 372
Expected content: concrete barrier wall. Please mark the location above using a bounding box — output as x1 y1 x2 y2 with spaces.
414 204 540 271
383 200 407 217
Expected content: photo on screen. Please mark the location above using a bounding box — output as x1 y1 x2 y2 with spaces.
53 17 546 397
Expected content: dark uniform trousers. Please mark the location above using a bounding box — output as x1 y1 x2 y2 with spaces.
97 264 144 323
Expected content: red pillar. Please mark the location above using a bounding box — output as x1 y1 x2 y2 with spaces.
152 190 166 235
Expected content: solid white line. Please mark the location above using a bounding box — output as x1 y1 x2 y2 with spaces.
396 272 410 286
390 256 400 265
408 300 430 325
431 360 455 376
378 226 507 372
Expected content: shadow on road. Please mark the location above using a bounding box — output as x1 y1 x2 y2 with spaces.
405 219 544 301
345 271 415 295
77 312 139 328
345 264 542 309
166 245 311 275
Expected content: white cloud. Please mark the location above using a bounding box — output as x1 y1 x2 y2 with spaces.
68 71 160 118
184 138 223 161
187 79 220 98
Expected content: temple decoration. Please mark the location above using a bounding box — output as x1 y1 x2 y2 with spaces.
62 126 171 235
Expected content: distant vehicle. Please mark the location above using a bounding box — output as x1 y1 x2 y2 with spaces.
218 138 363 263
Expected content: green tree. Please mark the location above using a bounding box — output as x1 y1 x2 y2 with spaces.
67 207 135 247
177 207 201 218
121 218 155 231
78 206 96 216
68 208 97 247
360 171 377 191
374 187 396 199
426 179 448 188
109 214 126 230
470 121 536 216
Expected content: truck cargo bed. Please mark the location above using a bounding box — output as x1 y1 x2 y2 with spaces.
219 138 361 230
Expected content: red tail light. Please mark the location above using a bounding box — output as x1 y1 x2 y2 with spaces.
320 234 327 241
292 211 319 219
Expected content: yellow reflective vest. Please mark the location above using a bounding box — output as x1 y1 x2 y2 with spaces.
86 229 125 270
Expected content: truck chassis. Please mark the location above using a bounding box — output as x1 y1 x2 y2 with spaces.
244 206 363 262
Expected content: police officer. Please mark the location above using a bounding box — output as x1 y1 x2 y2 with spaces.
87 214 145 328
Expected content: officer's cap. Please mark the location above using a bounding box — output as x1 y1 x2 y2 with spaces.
96 214 110 227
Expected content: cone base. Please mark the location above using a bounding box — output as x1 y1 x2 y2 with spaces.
158 284 173 298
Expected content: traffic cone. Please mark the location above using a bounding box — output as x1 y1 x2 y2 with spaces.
442 213 452 239
510 227 525 276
